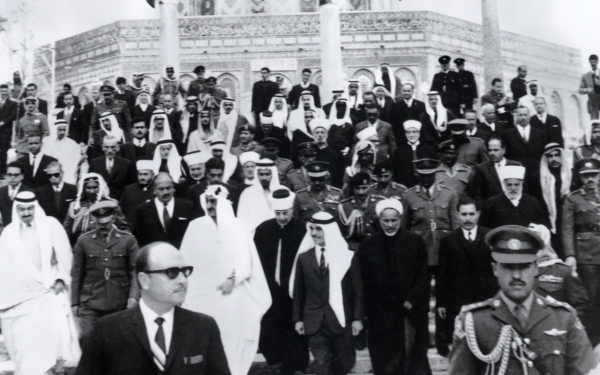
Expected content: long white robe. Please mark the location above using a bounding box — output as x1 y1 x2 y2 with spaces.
180 210 271 375
42 136 82 185
0 216 81 374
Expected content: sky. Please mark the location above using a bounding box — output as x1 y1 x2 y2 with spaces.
0 0 596 73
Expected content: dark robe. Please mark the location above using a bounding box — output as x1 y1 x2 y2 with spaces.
254 218 309 372
255 126 291 159
480 193 550 230
358 231 431 375
328 121 356 153
390 143 437 189
316 146 345 189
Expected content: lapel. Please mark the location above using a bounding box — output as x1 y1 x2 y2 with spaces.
485 162 501 187
107 157 119 180
307 248 321 278
514 128 528 145
524 294 551 333
164 307 185 371
130 306 155 365
166 200 179 232
490 293 525 336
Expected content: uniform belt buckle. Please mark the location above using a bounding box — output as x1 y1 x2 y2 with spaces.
430 220 437 231
104 268 110 280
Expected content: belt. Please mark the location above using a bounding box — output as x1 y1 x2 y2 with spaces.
575 224 600 233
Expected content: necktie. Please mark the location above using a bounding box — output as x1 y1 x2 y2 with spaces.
107 159 113 174
514 304 527 329
155 317 167 354
468 231 473 242
319 248 327 277
433 109 438 125
31 154 36 167
521 128 528 142
9 188 15 200
163 203 171 229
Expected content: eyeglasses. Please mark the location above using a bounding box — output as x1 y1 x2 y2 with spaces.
144 266 194 279
47 173 61 178
6 173 21 178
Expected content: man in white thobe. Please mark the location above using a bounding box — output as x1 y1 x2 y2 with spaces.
42 119 85 185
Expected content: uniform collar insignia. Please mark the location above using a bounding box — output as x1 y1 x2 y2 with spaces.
543 329 567 337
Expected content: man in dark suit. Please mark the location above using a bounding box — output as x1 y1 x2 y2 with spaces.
131 90 156 129
501 106 546 166
355 105 396 157
119 119 157 167
0 162 33 226
579 54 600 120
436 197 498 356
17 134 58 189
75 242 231 375
478 103 510 137
373 85 394 123
530 97 564 146
252 68 280 128
464 109 492 144
35 161 77 223
468 138 521 201
389 83 426 144
288 69 321 109
390 120 437 188
510 65 528 104
133 173 196 249
115 77 136 110
18 83 48 117
120 160 155 225
89 135 136 199
56 92 85 144
357 199 431 374
292 212 363 375
455 58 478 111
0 84 18 175
80 84 102 146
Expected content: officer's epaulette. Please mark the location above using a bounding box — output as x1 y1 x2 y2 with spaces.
460 298 492 313
543 295 576 311
391 182 408 190
405 185 420 193
328 186 343 193
296 188 308 194
80 229 96 237
457 163 472 171
116 228 133 235
339 197 354 204
565 189 584 197
438 184 455 191
370 194 386 201
286 169 301 176
279 157 292 162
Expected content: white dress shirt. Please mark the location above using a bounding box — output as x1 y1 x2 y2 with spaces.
483 120 495 132
408 141 420 151
518 125 531 141
29 152 43 176
155 197 175 228
139 103 149 112
494 157 507 175
368 120 379 129
404 98 413 107
315 246 327 267
467 128 477 137
537 113 547 124
378 98 385 107
106 157 114 173
139 297 175 368
53 182 64 193
461 226 478 241
8 183 21 200
134 138 147 147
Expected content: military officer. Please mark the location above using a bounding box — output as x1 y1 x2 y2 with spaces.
562 157 600 346
338 172 385 250
455 58 478 111
371 160 406 200
447 119 489 167
230 124 265 157
70 200 139 338
402 158 459 273
431 55 461 117
449 225 596 375
293 161 343 223
435 140 472 197
262 137 294 186
90 85 132 143
286 142 318 192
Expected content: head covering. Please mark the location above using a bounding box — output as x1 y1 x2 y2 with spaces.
183 151 210 167
209 139 238 182
499 165 526 180
136 159 154 171
237 158 282 231
350 172 371 188
529 223 558 265
268 94 288 129
539 145 570 233
288 91 322 139
438 55 451 64
217 96 239 149
375 63 397 98
306 161 330 178
345 140 377 178
152 138 182 181
239 151 260 166
356 126 378 142
134 90 151 106
297 142 319 156
454 58 465 65
375 198 404 217
260 111 274 124
485 225 544 264
347 79 364 108
372 84 395 102
269 188 295 211
403 120 422 131
448 119 468 133
327 97 352 126
289 212 354 327
73 173 111 211
11 191 46 225
309 118 331 133
413 158 441 174
584 120 600 146
425 91 448 132
88 200 118 224
148 109 172 143
575 158 600 175
99 112 125 142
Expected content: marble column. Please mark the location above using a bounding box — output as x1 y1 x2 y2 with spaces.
481 0 503 92
319 0 345 100
159 0 181 75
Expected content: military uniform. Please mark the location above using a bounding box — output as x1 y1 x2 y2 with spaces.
370 181 406 201
293 185 343 223
435 163 472 197
287 168 309 192
230 141 265 158
456 69 478 111
573 145 600 162
16 112 49 154
402 183 459 266
338 193 385 250
431 56 461 116
71 226 139 337
275 157 294 186
90 99 132 141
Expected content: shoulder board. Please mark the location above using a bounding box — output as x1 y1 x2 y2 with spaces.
339 197 354 203
116 228 134 236
81 229 96 237
405 185 419 193
371 194 386 200
438 185 455 191
296 188 308 194
460 299 492 313
279 157 292 162
543 295 575 311
391 182 408 190
287 169 300 175
328 186 343 193
458 163 472 170
565 189 583 197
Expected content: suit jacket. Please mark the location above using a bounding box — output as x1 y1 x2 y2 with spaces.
480 193 550 229
35 183 77 223
119 141 157 167
57 107 86 144
389 98 426 143
292 249 363 335
88 155 136 200
288 84 321 109
75 305 231 375
354 120 397 156
529 113 564 146
0 184 33 226
16 154 58 189
252 80 279 113
0 98 18 135
579 71 600 114
467 160 521 201
510 76 528 103
375 97 394 123
131 104 156 128
436 227 498 314
80 101 97 145
419 110 455 148
501 126 546 166
114 89 136 110
390 143 438 188
119 182 155 225
132 198 196 249
477 120 510 137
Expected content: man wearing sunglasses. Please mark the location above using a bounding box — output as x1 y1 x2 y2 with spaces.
293 161 342 223
35 161 77 223
76 242 231 375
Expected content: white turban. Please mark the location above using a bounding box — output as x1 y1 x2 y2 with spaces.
375 199 404 217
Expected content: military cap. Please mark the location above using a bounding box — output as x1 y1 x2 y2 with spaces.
306 161 330 178
238 124 255 134
484 225 544 264
261 137 281 149
23 95 37 103
165 65 174 71
350 172 372 188
100 85 115 92
438 140 458 153
373 160 392 176
543 142 562 155
575 158 600 175
206 77 217 84
413 158 441 174
454 58 466 65
296 142 318 156
89 200 119 223
590 54 599 61
438 55 451 64
186 96 199 102
99 111 113 120
448 119 468 133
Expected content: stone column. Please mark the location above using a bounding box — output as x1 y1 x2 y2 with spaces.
159 0 181 75
481 0 503 92
319 0 345 100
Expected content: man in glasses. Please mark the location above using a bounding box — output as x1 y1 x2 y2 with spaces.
0 162 32 227
76 242 231 375
180 185 271 375
35 161 77 223
293 161 342 223
70 200 139 338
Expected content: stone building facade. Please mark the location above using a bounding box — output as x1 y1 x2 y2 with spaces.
33 9 585 138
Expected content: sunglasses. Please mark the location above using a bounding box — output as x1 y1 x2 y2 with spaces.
144 266 194 279
47 173 61 178
310 177 326 182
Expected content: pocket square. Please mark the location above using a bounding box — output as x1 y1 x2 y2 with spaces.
185 355 203 364
178 217 188 220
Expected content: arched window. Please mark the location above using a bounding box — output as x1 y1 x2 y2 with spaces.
394 67 417 95
352 69 375 93
569 94 583 133
77 86 90 106
550 91 563 119
180 74 195 93
217 73 239 100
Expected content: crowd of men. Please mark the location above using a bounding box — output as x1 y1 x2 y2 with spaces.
0 54 600 375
